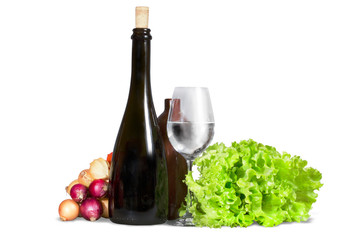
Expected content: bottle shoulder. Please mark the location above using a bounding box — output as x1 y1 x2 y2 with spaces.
117 106 161 139
121 108 158 127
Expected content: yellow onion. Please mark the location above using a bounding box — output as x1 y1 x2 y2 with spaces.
78 169 94 187
89 158 109 180
100 198 109 218
59 199 79 221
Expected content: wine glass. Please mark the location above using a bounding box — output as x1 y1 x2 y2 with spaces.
167 87 215 226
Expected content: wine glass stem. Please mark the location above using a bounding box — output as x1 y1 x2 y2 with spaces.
185 157 195 218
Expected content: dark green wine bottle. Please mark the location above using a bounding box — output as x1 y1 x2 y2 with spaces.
109 7 168 225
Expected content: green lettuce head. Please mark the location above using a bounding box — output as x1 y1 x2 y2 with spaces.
184 139 323 227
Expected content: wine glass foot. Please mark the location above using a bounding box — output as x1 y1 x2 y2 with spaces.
167 217 195 227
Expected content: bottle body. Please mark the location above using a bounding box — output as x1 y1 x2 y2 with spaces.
158 99 188 220
109 29 168 225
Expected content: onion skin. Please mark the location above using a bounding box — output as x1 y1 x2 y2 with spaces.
89 179 108 198
59 199 79 221
80 198 103 221
70 184 88 203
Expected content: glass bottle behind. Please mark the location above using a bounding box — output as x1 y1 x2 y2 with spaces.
158 99 188 220
108 8 168 225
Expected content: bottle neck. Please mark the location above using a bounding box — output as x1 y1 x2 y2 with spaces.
129 28 152 102
164 99 171 112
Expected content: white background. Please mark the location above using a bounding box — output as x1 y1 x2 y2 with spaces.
0 0 359 239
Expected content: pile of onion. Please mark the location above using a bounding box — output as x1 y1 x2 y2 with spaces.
59 154 112 222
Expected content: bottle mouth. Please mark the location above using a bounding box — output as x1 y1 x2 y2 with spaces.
131 28 152 40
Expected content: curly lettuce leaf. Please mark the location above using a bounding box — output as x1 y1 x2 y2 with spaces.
184 139 323 227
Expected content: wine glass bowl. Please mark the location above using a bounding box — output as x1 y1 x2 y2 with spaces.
166 87 215 226
167 121 215 160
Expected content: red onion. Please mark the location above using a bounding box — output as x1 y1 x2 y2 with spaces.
89 179 108 198
80 198 103 221
70 183 88 203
